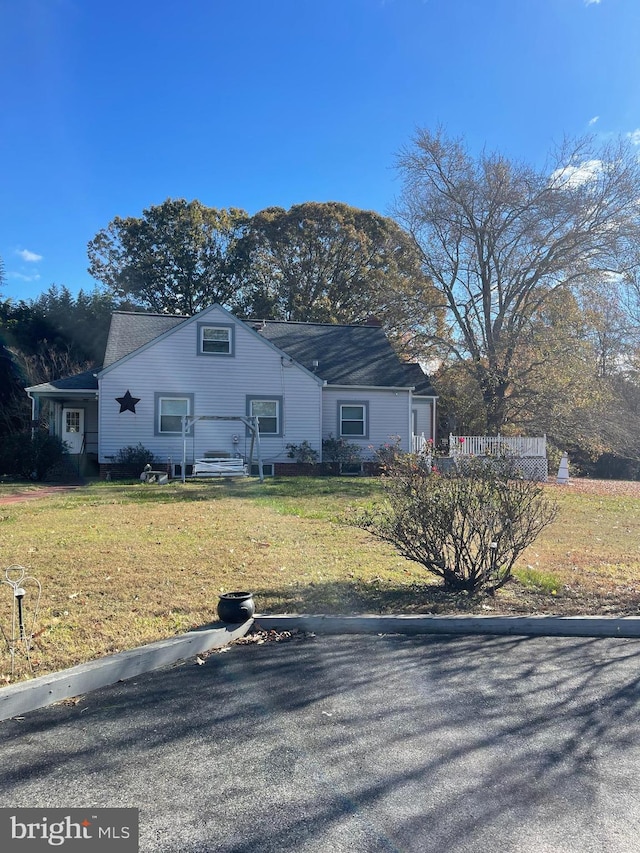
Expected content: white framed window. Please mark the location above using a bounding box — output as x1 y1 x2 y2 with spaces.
339 402 368 438
198 322 234 356
155 393 194 435
247 396 282 436
66 410 81 433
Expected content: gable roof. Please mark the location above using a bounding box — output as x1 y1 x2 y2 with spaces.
103 311 188 367
255 320 435 392
401 362 437 397
28 309 435 396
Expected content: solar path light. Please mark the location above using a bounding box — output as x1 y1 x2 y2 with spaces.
1 565 42 678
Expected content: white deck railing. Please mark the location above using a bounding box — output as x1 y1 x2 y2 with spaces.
449 434 546 458
412 433 430 455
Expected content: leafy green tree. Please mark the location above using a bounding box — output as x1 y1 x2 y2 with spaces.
0 295 32 436
234 202 441 349
29 285 127 365
0 286 130 437
395 129 640 433
87 199 249 314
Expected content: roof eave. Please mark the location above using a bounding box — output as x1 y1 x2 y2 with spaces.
324 384 415 391
26 389 99 399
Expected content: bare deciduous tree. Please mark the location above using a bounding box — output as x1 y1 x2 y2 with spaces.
395 129 640 432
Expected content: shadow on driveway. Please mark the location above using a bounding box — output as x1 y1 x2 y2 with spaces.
1 633 639 852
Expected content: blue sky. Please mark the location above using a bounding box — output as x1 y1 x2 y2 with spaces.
1 0 639 302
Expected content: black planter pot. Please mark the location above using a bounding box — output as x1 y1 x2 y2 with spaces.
217 592 255 624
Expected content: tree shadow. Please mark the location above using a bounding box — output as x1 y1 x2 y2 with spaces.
55 476 383 506
2 633 640 851
256 578 490 616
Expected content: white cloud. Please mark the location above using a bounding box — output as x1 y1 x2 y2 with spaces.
627 129 640 146
7 271 41 282
584 0 601 6
16 248 43 263
550 159 603 188
588 116 599 126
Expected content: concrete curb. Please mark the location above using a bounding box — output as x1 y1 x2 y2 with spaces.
5 613 640 723
255 613 640 639
0 619 253 723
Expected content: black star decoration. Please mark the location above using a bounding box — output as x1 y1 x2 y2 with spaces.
116 390 140 414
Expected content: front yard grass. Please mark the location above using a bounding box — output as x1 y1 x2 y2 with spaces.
0 476 639 681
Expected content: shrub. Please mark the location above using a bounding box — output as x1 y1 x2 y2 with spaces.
322 434 362 467
594 452 640 481
373 436 405 471
114 443 155 474
0 431 70 481
356 454 558 594
286 440 319 465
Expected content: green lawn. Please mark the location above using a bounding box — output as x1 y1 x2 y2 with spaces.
1 476 639 682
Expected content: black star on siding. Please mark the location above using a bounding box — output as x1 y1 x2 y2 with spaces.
116 390 140 414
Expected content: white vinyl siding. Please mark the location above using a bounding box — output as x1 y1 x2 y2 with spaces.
411 398 435 441
98 306 321 464
322 387 412 460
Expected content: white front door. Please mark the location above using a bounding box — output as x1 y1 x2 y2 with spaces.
62 408 85 454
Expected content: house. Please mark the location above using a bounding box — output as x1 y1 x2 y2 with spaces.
25 305 437 477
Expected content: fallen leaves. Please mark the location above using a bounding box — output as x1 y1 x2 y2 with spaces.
234 627 311 645
548 479 640 498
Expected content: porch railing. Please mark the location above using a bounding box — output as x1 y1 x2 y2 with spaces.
449 434 547 458
412 433 430 455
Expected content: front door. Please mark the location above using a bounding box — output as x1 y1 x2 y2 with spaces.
62 408 85 454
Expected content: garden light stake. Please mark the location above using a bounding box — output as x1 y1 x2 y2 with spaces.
1 565 42 677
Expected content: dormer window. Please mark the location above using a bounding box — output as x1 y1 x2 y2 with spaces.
198 323 234 356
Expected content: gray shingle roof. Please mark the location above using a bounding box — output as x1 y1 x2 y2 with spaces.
103 311 188 367
29 311 435 395
401 362 437 396
27 368 98 393
256 320 434 391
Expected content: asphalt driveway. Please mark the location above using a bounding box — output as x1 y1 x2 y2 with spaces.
1 632 640 852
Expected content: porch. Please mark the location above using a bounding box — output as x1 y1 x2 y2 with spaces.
449 434 547 458
449 434 548 481
412 433 431 455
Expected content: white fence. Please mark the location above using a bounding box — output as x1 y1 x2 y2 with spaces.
413 433 429 455
449 434 547 458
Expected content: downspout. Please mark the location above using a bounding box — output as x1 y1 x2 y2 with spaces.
93 373 100 463
432 397 437 444
319 380 326 462
408 388 415 453
26 392 38 437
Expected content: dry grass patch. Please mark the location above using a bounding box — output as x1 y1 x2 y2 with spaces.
503 482 640 616
0 478 405 679
0 476 639 682
0 482 49 499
